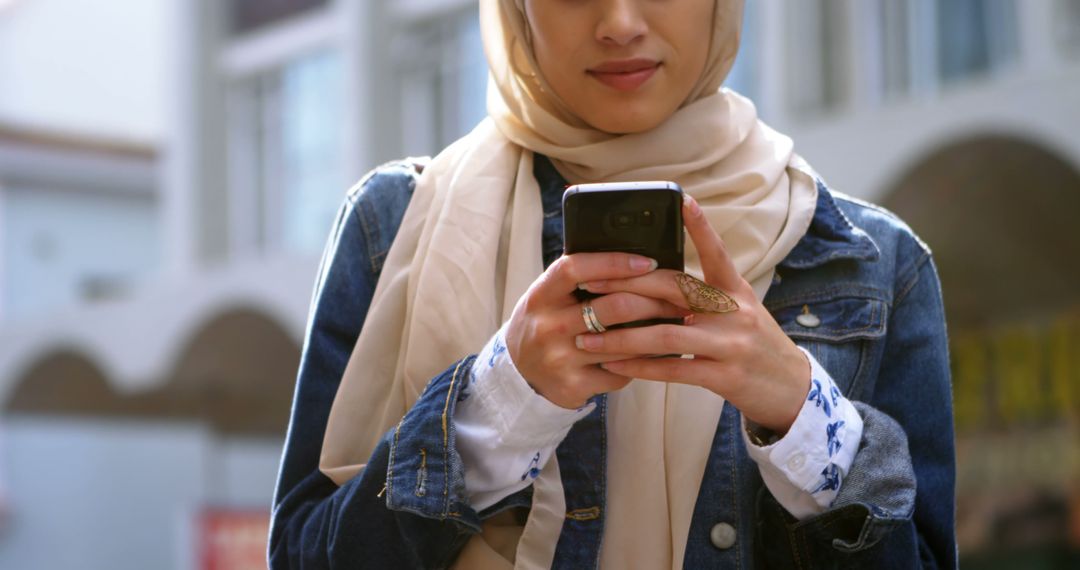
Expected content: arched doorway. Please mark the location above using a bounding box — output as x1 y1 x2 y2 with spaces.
0 307 300 570
882 134 1080 329
4 307 298 434
881 134 1080 566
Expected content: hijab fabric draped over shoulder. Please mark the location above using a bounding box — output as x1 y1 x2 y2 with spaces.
320 1 818 567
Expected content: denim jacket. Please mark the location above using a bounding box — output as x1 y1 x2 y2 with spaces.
269 155 957 569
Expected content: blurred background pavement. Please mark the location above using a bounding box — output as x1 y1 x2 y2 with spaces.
0 0 1078 568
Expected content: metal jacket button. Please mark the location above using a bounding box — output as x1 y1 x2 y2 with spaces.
710 522 737 550
796 304 821 328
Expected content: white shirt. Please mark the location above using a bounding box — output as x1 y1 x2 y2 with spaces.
455 323 863 519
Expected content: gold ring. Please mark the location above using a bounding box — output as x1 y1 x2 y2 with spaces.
581 301 607 333
674 273 739 314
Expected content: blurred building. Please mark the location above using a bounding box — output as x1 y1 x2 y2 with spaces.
0 0 1078 568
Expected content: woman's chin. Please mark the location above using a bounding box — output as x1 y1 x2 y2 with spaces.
585 107 669 135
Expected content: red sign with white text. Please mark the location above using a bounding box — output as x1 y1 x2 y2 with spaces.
199 509 270 570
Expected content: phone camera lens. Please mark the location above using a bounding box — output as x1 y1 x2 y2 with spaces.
614 213 634 228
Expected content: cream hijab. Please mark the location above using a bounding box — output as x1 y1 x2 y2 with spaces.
320 0 817 567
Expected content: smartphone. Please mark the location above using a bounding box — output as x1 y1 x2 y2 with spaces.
563 181 684 328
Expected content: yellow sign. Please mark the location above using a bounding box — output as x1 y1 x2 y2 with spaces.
951 310 1080 431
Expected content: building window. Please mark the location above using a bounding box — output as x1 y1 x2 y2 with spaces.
937 0 1018 82
395 8 489 158
1055 0 1080 57
1 186 158 321
228 0 329 36
878 0 913 98
785 0 850 115
227 49 346 256
725 0 760 104
279 51 346 254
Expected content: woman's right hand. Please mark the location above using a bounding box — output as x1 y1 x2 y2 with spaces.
504 253 689 409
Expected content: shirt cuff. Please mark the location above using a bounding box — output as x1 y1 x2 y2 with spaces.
742 346 864 519
456 322 594 510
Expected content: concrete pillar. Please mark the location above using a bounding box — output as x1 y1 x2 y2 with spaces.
339 0 376 180
757 0 789 126
161 0 199 277
1018 0 1058 73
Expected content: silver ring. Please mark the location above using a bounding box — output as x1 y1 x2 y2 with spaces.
582 301 607 333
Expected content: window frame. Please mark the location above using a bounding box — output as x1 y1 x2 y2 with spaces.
219 3 343 256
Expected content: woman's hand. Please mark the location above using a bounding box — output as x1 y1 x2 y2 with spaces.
505 252 689 409
575 196 811 434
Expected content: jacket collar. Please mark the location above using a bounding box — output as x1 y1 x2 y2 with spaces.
779 179 880 269
533 155 879 269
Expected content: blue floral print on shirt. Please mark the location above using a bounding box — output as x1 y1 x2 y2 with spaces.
812 463 842 494
520 452 541 481
807 378 832 417
488 335 507 368
826 420 845 457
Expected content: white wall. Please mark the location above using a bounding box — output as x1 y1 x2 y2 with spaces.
0 417 207 570
0 416 283 570
209 436 287 507
784 66 1080 202
0 0 175 142
1 185 159 321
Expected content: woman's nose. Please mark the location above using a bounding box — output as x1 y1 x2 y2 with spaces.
595 0 648 47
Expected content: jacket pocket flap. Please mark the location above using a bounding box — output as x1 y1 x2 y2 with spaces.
767 290 888 343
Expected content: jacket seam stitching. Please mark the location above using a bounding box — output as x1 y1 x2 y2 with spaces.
830 191 903 221
798 524 811 570
782 298 888 342
765 286 888 309
442 358 469 515
787 301 884 336
593 396 609 569
415 448 428 497
781 248 877 269
843 297 878 399
356 197 383 274
847 338 873 401
387 416 404 508
895 245 927 289
894 252 931 307
834 189 937 259
352 162 421 274
786 331 885 343
730 407 742 569
348 178 383 273
788 515 805 570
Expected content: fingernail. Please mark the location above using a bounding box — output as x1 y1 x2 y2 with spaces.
578 334 602 350
581 280 607 292
685 195 700 216
630 257 658 272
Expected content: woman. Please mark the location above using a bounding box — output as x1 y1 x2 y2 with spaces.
270 0 956 568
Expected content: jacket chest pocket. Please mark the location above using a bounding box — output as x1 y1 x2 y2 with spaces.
766 290 888 398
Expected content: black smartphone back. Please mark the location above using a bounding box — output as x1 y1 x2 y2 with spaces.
563 182 684 325
562 181 684 271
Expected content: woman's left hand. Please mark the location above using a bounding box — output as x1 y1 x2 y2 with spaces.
575 195 810 434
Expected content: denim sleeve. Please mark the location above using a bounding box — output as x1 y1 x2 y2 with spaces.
268 167 486 569
755 252 957 569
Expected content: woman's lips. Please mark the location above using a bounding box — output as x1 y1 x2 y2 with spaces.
587 59 660 92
